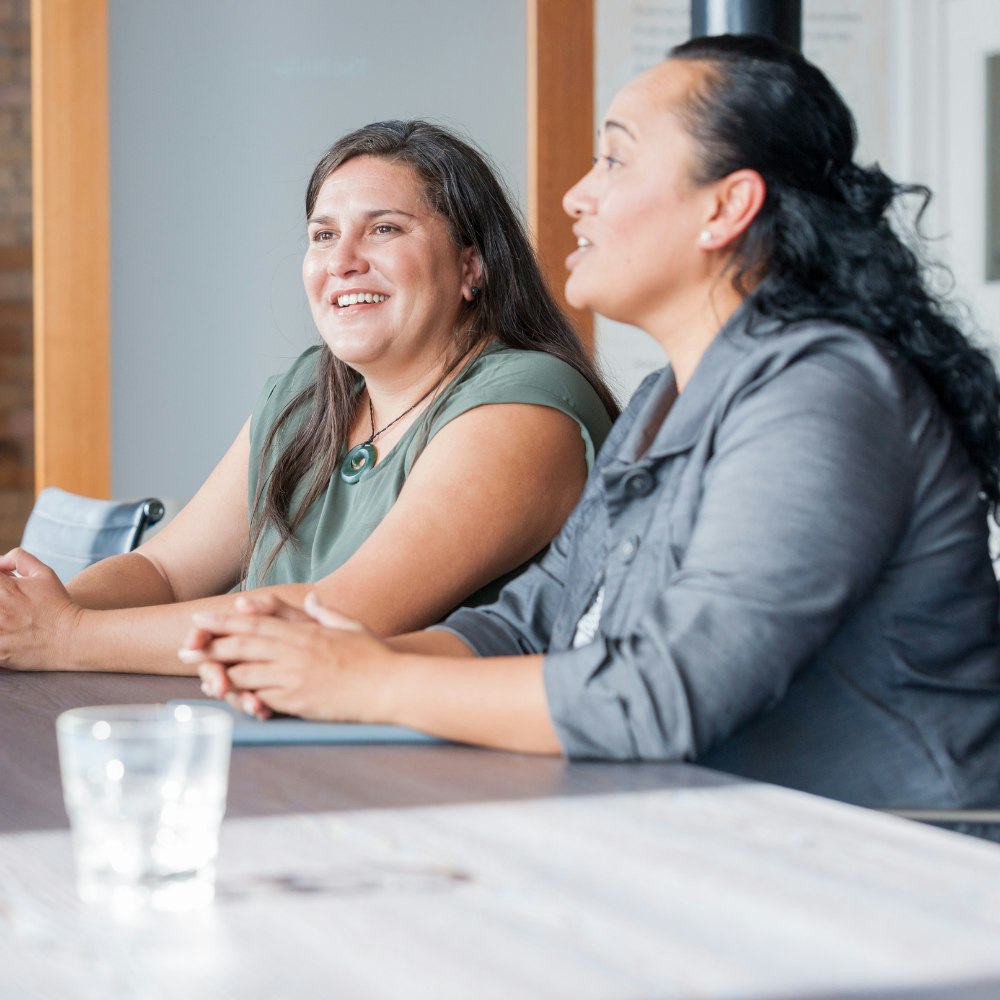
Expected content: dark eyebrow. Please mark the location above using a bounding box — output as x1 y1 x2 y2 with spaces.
307 209 417 226
601 119 637 141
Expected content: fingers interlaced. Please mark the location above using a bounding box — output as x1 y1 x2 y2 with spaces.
198 661 231 697
197 632 286 667
198 660 271 720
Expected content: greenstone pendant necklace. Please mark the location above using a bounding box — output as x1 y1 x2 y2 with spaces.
340 378 444 484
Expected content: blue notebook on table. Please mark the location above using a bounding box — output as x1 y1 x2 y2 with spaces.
168 700 446 747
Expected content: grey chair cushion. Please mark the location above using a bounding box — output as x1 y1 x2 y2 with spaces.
20 487 165 583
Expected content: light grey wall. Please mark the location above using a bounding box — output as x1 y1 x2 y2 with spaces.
109 0 526 501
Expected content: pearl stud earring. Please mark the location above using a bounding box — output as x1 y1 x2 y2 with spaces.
699 230 713 243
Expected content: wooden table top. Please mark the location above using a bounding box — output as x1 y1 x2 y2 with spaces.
3 669 1000 999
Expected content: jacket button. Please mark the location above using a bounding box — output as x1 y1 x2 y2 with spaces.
621 536 639 562
622 469 654 497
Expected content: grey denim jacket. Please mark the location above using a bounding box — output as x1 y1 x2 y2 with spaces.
442 305 1000 809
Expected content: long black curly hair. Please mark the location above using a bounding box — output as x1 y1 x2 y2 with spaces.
670 33 1000 512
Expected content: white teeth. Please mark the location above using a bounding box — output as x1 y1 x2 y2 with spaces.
336 293 386 307
577 236 590 248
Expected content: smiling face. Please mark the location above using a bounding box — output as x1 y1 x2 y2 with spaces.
303 156 478 379
562 60 720 332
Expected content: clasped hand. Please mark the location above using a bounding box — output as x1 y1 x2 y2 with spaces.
0 548 80 670
179 591 392 722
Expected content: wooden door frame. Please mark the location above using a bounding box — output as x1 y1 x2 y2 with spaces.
30 1 594 494
31 0 110 497
527 0 595 348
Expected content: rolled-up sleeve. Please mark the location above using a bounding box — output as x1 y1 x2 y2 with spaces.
543 346 918 761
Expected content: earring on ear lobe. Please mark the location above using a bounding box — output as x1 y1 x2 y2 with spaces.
699 230 713 244
470 286 481 299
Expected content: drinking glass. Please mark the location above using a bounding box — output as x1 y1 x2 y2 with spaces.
56 703 233 911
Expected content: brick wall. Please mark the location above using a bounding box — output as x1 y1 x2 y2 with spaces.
0 0 33 551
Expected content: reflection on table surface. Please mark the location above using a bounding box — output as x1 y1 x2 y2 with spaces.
3 669 1000 1000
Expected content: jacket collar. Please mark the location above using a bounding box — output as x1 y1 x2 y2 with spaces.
615 300 782 464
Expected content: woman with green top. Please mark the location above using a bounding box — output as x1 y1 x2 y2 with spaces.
0 120 615 675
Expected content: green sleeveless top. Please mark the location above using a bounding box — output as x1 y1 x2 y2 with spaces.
246 344 613 606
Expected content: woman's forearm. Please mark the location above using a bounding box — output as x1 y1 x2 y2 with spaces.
376 650 561 754
61 583 311 675
384 628 475 656
67 551 181 609
62 583 466 675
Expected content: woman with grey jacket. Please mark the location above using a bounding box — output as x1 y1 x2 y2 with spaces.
188 35 1000 812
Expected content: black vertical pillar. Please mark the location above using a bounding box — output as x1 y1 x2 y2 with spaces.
691 0 802 50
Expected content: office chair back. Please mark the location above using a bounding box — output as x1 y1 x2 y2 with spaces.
20 487 166 583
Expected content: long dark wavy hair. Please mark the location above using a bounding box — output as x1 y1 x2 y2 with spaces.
248 120 618 579
670 34 1000 512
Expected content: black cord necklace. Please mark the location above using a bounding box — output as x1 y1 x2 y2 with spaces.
340 377 445 484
